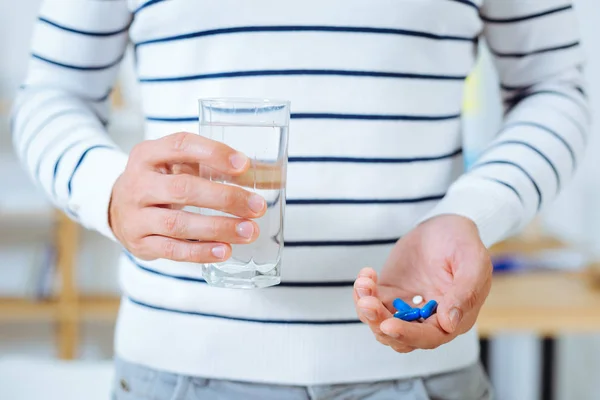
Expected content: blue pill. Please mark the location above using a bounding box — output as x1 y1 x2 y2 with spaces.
393 298 411 312
420 300 438 319
394 308 421 322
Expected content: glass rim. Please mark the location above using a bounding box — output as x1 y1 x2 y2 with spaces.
198 97 290 106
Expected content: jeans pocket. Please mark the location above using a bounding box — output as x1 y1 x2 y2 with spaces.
113 358 182 400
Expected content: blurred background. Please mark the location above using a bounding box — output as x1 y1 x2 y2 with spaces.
1 1 600 399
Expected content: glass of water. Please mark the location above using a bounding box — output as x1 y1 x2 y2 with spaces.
198 98 290 289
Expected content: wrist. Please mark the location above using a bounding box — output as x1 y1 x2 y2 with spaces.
416 178 523 247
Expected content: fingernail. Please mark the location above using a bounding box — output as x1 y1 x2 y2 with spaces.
356 288 370 298
229 152 248 170
449 308 462 331
248 194 265 213
211 246 226 259
236 221 254 239
359 308 377 321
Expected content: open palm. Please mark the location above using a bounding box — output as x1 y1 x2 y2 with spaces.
353 215 493 353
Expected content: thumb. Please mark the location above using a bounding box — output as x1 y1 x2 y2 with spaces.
437 260 492 334
438 288 470 334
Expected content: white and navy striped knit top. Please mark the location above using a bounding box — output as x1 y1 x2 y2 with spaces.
12 0 589 384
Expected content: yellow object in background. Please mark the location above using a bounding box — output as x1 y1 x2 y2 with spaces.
462 61 482 115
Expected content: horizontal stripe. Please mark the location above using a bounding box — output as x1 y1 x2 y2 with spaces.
34 121 99 180
481 5 572 23
481 177 523 203
288 148 462 163
52 140 83 198
139 69 468 83
490 41 579 58
504 89 586 113
504 90 588 142
286 195 444 205
38 16 129 37
490 140 560 191
285 238 399 247
12 93 71 139
500 82 534 92
32 52 125 71
504 121 576 167
146 112 461 123
67 145 113 195
560 112 588 144
128 296 361 325
448 0 478 10
135 25 477 48
134 0 166 15
124 252 355 287
17 84 111 103
20 109 85 159
472 160 541 210
292 112 460 121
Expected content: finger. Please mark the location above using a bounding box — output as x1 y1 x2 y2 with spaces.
141 208 259 244
353 276 378 301
390 343 416 354
171 163 200 176
355 296 393 334
438 248 493 334
133 132 250 175
357 267 378 284
137 236 232 263
379 316 452 350
144 174 266 218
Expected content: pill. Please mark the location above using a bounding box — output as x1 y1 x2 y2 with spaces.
393 298 411 312
412 295 423 305
394 308 421 322
420 300 438 319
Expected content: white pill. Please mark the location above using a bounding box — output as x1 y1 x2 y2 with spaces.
412 295 423 305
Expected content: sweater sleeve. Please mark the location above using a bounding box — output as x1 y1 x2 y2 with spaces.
418 0 590 247
11 0 132 241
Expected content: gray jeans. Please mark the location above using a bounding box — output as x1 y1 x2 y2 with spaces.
113 357 493 400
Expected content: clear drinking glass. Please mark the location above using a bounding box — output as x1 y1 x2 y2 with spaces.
198 98 290 289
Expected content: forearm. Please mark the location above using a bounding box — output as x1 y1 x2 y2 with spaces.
11 0 131 240
420 1 588 247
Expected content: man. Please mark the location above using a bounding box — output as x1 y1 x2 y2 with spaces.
13 0 588 398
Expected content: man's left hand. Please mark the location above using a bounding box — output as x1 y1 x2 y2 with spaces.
353 215 493 353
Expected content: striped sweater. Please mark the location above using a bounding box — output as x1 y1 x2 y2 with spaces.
12 0 589 385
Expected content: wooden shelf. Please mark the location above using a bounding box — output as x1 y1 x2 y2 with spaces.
80 296 120 322
0 296 120 323
0 298 57 322
478 271 600 337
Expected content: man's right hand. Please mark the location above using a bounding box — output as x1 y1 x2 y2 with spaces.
109 132 266 263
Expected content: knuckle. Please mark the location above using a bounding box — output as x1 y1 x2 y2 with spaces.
130 179 149 205
218 186 238 209
189 244 206 262
130 141 151 162
206 217 220 240
162 239 178 259
170 132 193 152
164 211 186 237
169 175 191 202
463 289 480 309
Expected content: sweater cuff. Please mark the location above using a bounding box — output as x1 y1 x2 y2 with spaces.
67 147 128 242
417 178 524 248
